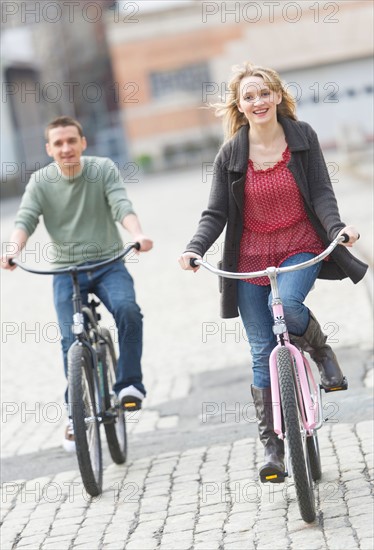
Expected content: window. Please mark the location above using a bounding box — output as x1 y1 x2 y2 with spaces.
150 62 211 99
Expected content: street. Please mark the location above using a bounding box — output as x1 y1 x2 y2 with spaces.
1 154 373 549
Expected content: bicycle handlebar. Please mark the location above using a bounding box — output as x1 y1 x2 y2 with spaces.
189 234 350 279
8 242 140 275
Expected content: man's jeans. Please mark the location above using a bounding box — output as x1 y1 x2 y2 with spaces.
53 260 145 402
237 253 322 389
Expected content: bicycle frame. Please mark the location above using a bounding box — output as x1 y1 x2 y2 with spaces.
262 267 320 439
191 234 348 440
9 242 140 420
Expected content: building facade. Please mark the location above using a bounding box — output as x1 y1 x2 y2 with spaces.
1 0 124 194
106 0 373 169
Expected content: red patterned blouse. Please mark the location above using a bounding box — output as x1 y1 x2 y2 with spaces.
238 146 325 285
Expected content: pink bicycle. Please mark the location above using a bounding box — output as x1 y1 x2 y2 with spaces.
190 234 348 523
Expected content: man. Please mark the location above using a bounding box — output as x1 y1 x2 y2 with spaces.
1 116 153 451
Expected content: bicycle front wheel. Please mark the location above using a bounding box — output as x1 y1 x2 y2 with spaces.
68 343 103 496
101 328 127 464
277 346 316 523
307 431 322 481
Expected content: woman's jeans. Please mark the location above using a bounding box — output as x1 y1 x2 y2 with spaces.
53 260 145 403
237 253 322 389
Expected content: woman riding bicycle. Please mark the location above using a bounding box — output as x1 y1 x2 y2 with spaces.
179 62 367 481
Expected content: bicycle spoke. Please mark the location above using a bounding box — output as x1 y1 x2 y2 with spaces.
100 329 127 464
278 346 316 523
68 345 103 496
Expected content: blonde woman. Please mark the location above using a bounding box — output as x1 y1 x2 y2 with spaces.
179 62 366 481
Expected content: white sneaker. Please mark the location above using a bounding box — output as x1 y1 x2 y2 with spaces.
62 419 76 452
118 385 144 411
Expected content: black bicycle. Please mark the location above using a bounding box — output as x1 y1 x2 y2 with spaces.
10 242 140 496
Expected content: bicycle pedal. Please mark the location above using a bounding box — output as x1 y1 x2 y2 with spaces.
260 473 286 484
121 397 142 411
320 376 348 393
260 468 287 484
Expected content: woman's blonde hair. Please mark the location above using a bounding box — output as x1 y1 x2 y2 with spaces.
213 62 297 141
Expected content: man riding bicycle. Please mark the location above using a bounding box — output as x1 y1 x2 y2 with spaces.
1 116 153 452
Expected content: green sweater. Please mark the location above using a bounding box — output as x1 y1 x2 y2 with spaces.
15 156 136 267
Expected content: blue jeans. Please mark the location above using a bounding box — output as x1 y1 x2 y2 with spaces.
53 260 145 402
237 253 322 389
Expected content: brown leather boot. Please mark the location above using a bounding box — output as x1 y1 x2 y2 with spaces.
290 311 345 388
251 385 285 483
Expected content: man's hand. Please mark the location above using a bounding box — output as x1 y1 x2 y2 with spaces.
133 235 153 252
0 255 17 271
121 214 153 252
1 229 28 270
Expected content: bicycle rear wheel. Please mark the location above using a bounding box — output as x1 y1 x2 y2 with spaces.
68 343 103 496
101 328 127 464
277 346 316 523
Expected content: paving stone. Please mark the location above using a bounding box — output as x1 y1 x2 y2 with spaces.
125 538 158 549
161 529 193 544
167 503 197 516
321 504 348 519
255 542 289 550
224 543 255 550
159 541 192 550
345 486 371 501
41 540 72 550
325 536 359 549
199 502 228 515
347 503 374 517
194 528 223 543
223 530 254 544
194 543 221 550
163 512 195 534
359 538 374 550
15 534 47 547
349 514 374 533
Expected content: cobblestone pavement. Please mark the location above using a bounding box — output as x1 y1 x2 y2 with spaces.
1 154 373 549
1 420 373 550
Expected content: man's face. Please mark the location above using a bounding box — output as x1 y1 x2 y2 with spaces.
46 125 87 176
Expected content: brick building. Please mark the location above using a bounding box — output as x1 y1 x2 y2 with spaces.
106 0 373 170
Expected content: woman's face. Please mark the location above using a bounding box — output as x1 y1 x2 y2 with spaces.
237 75 282 126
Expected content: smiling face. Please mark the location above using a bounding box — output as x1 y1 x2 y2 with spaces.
46 125 87 176
237 75 282 127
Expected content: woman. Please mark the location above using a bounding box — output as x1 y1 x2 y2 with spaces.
178 62 367 482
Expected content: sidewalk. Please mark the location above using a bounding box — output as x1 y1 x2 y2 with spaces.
1 154 373 549
1 420 373 550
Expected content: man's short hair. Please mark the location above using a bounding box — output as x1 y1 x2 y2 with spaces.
45 116 84 141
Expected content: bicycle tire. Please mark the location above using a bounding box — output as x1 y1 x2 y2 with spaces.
277 346 316 523
68 344 103 496
100 328 127 464
307 431 322 481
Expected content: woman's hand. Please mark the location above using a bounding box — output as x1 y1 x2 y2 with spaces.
338 226 360 248
178 252 201 272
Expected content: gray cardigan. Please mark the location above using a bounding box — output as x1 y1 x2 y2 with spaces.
186 116 368 319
